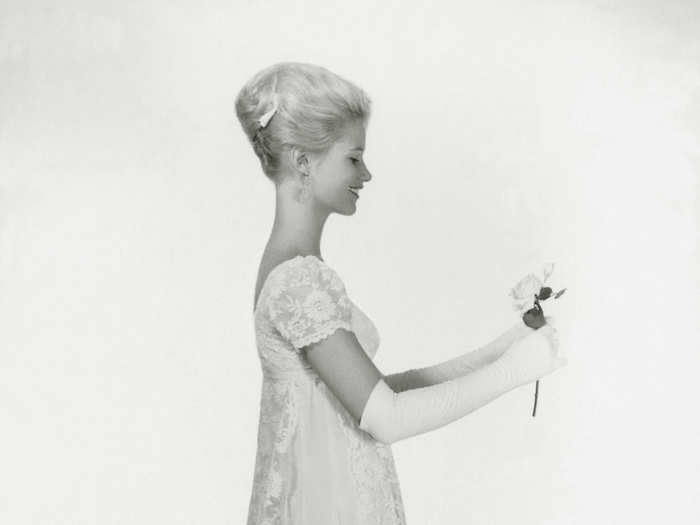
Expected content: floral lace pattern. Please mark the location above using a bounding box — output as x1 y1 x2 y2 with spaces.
247 255 406 524
247 380 299 525
335 396 407 524
264 255 354 350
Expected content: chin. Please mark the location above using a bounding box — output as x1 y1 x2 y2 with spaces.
345 199 359 215
337 205 357 216
328 195 358 216
329 199 355 215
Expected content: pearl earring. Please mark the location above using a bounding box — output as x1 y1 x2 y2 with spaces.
296 175 310 204
302 176 311 202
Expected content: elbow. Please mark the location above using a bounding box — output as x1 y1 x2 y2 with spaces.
358 379 400 445
359 414 397 445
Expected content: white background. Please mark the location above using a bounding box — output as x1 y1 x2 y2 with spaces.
1 1 698 524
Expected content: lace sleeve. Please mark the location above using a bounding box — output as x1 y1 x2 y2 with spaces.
266 257 353 351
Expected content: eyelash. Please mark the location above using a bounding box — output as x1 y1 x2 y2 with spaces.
351 158 361 164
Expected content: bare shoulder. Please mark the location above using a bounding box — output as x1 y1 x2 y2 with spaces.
254 251 287 308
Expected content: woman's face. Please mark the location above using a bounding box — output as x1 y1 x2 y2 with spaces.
308 120 372 215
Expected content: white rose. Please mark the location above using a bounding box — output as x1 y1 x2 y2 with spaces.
509 273 542 312
509 263 556 312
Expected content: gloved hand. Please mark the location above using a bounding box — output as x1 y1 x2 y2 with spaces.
542 315 562 357
497 319 567 386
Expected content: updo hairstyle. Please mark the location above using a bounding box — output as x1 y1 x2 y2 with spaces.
235 62 372 180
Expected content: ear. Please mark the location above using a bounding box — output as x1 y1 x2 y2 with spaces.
289 147 310 175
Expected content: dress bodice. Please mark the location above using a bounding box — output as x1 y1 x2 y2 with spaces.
253 255 380 381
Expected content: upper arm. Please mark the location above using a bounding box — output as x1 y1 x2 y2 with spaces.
303 328 383 424
266 258 385 424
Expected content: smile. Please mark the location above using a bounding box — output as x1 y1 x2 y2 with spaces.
348 188 360 197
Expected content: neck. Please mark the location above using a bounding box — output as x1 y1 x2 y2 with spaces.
268 183 329 258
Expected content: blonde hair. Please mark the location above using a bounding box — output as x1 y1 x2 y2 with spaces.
235 62 372 180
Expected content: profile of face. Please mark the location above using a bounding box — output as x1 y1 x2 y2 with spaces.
301 120 372 216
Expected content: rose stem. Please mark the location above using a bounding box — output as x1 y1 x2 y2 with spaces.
532 380 539 417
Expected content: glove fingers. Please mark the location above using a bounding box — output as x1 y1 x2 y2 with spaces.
538 323 561 361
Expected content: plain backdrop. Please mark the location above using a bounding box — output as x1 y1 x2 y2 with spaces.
1 1 698 524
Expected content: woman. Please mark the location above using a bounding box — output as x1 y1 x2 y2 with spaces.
236 62 566 525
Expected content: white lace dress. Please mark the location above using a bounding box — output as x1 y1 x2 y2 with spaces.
247 255 406 525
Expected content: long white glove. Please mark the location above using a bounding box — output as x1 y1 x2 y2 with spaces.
359 324 567 444
383 322 533 392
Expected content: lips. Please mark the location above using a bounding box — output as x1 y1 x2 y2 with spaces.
348 187 360 197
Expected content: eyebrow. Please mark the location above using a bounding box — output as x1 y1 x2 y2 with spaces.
350 147 364 152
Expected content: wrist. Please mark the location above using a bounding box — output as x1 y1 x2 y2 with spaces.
512 322 535 341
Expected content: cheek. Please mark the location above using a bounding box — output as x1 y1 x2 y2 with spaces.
314 178 346 202
312 162 354 201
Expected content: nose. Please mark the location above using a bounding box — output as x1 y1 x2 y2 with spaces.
361 163 372 183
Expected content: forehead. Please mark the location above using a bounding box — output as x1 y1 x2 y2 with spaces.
335 121 366 149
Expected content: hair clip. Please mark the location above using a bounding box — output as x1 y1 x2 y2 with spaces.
258 94 279 128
